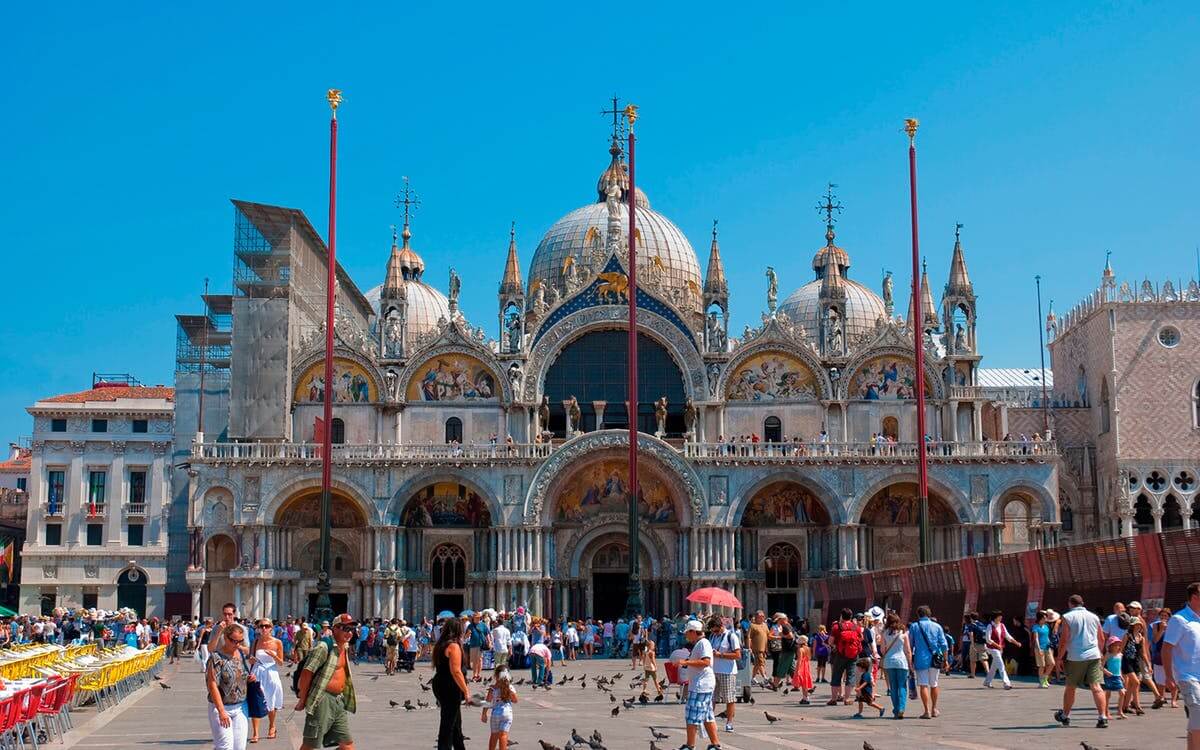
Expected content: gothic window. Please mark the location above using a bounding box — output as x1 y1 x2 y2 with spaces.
1193 380 1200 428
763 416 782 443
1061 506 1074 532
1163 495 1184 529
330 418 345 445
1076 366 1088 407
444 417 463 444
1134 494 1154 534
431 544 466 590
764 543 800 589
1100 379 1111 434
1159 326 1180 348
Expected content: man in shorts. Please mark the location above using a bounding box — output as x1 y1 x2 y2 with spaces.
383 618 402 675
747 611 769 684
676 619 720 750
1054 593 1109 729
295 613 357 750
709 616 741 733
1163 581 1200 749
966 612 990 677
908 605 946 719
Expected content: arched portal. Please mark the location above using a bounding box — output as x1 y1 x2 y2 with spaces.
396 482 492 614
740 481 833 616
858 482 960 568
430 543 468 616
1134 494 1153 534
999 493 1034 552
275 490 368 615
542 330 687 436
204 533 237 616
117 567 148 616
578 535 654 622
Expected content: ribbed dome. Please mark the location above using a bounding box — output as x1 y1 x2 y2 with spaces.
365 281 451 338
779 278 888 343
528 203 701 312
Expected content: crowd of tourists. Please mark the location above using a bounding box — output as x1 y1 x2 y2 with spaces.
152 582 1200 750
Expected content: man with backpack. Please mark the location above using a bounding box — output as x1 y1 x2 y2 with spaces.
966 612 990 678
383 618 403 675
827 608 862 706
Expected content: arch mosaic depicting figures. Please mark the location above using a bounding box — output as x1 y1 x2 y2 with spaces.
721 347 828 402
842 350 941 401
522 306 706 403
397 342 513 404
293 352 383 404
523 431 705 524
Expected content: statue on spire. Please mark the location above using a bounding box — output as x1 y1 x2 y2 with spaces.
765 266 778 315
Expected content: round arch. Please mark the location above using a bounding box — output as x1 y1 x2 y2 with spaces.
192 478 242 527
840 347 944 401
523 430 705 525
988 479 1058 524
566 523 665 579
387 471 502 527
851 472 971 524
396 342 513 405
716 343 832 401
728 472 843 525
291 347 387 405
522 307 707 403
257 473 378 527
204 533 238 572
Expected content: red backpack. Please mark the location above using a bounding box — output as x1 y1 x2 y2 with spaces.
832 620 862 659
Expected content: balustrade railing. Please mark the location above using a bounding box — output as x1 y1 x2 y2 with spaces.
683 439 1056 460
192 438 1054 463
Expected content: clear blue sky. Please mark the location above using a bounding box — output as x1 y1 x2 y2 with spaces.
2 2 1197 441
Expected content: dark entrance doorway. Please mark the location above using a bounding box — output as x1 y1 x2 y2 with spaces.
434 593 465 617
592 573 629 622
767 592 797 621
117 569 147 616
306 593 349 618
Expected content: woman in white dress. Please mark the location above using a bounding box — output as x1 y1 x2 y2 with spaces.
249 619 285 742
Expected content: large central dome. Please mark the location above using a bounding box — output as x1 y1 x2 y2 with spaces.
779 226 888 343
526 140 702 313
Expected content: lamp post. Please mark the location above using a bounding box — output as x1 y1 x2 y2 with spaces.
315 89 341 625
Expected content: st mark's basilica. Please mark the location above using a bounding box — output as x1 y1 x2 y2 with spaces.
180 132 1059 623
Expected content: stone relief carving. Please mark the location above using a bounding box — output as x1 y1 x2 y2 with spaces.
504 475 523 506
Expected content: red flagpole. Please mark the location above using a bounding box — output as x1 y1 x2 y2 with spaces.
316 89 341 621
906 118 931 564
625 104 643 617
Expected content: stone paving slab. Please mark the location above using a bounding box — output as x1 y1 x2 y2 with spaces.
66 657 1184 749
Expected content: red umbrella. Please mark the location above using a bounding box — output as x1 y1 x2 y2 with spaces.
686 587 742 609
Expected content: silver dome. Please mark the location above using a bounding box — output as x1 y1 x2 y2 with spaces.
364 281 451 338
778 278 888 343
528 201 702 312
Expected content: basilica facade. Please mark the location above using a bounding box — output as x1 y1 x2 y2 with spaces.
180 137 1059 623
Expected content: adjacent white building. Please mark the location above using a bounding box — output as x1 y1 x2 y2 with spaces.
19 378 174 616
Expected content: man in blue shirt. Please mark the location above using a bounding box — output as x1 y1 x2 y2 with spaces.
907 605 946 719
615 619 631 658
1163 581 1200 748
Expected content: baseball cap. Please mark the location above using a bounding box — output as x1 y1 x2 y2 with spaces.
331 614 357 627
1128 601 1143 609
684 619 704 633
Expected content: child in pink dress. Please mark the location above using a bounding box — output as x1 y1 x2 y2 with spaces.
792 635 814 704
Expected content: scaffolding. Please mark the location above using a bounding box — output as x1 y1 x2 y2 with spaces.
174 294 233 373
233 202 295 298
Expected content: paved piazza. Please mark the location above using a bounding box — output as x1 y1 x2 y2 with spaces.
64 658 1180 749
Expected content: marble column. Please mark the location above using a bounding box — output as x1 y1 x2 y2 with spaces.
296 579 307 618
190 584 202 619
1152 510 1164 533
234 582 244 615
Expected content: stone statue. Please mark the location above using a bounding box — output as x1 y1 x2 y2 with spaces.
954 323 968 352
706 312 725 351
707 363 721 397
448 267 461 307
563 254 579 292
766 266 778 314
683 398 697 436
531 281 547 315
882 270 894 314
506 361 523 392
506 313 522 353
537 395 550 431
566 395 582 435
546 284 559 307
824 307 843 354
384 369 399 402
654 396 668 435
383 313 403 358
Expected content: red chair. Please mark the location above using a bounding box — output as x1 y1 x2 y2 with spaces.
35 680 69 744
0 695 20 750
15 683 46 750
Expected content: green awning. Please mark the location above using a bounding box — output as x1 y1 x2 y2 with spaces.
0 604 17 617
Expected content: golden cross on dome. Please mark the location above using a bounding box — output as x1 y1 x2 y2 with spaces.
394 176 420 231
816 183 843 227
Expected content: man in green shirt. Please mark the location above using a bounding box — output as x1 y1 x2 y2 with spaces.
295 613 357 750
